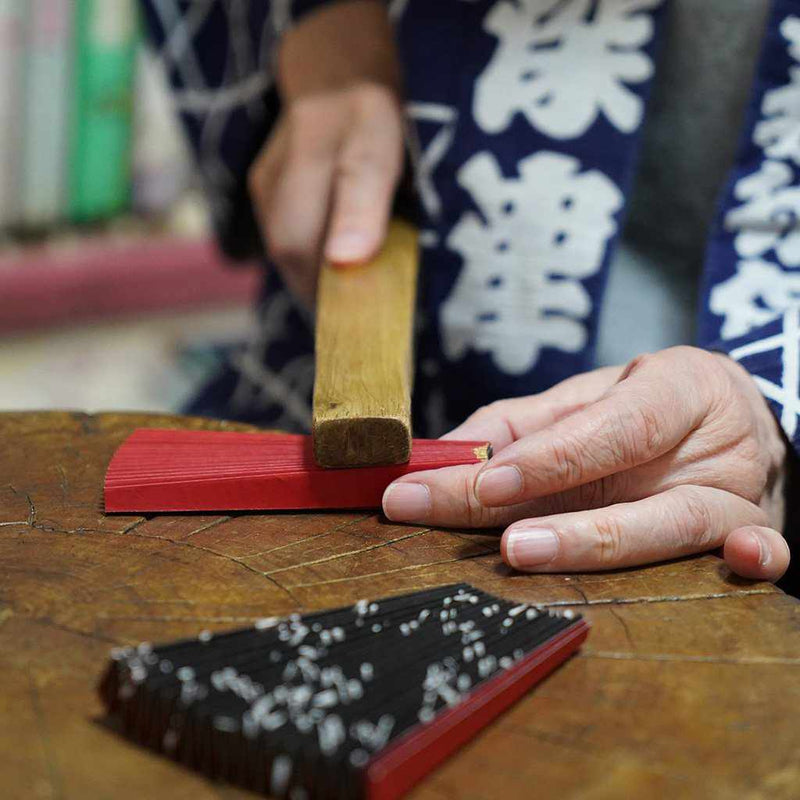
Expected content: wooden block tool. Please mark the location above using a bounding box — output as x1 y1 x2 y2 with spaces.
313 219 419 468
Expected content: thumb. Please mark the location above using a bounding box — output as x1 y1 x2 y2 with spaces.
723 525 790 582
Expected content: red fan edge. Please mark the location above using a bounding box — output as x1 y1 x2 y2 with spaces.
104 429 491 513
364 619 590 800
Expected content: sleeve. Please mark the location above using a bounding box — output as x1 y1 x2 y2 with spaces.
137 0 346 259
698 0 800 464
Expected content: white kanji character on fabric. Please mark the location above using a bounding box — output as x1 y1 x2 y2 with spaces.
441 151 622 374
725 159 800 266
710 259 800 340
473 0 659 139
753 16 800 165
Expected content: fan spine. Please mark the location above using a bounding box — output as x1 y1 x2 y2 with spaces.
363 620 590 800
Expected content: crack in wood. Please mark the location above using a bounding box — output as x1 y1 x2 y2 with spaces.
182 516 233 540
609 606 636 650
21 616 122 647
124 530 301 606
55 465 68 500
241 514 374 559
286 550 499 589
121 518 148 534
262 527 437 575
9 485 36 527
33 525 110 535
537 588 776 609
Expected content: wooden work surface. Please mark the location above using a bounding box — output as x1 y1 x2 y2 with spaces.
2 411 799 800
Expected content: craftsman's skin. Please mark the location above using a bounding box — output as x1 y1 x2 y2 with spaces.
249 1 791 582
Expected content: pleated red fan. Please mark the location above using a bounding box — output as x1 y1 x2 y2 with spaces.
104 429 491 513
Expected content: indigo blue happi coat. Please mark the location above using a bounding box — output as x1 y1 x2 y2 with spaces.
140 0 800 462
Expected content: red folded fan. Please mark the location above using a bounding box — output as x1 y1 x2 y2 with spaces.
104 429 491 513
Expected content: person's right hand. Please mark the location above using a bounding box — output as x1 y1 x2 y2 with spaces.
248 1 405 306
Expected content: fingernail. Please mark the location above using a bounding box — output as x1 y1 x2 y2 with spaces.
326 230 371 263
383 482 431 522
505 528 559 569
476 465 523 505
749 530 771 568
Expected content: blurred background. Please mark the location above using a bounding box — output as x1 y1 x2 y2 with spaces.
0 0 260 414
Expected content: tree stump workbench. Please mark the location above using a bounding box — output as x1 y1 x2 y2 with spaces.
1 411 798 799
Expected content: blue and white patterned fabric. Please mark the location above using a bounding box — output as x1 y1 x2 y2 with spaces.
701 0 800 452
140 0 800 464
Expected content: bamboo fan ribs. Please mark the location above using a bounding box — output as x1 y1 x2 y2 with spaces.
104 429 490 513
99 583 589 799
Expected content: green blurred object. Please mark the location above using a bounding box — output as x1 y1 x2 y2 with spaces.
68 0 139 222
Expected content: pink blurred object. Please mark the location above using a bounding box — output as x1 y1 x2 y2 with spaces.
0 237 262 333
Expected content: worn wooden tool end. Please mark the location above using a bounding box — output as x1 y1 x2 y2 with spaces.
313 219 419 468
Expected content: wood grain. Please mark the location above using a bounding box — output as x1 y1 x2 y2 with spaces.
2 410 799 799
313 219 418 468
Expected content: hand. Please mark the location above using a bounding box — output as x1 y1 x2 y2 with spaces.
248 1 404 305
383 347 791 581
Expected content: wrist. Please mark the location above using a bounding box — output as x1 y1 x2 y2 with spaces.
278 0 401 102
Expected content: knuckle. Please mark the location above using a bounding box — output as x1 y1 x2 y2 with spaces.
627 399 666 459
350 81 400 111
286 132 330 165
548 434 585 486
338 140 400 181
287 96 326 125
728 441 770 503
672 487 714 552
484 399 514 420
620 351 655 380
467 401 506 427
467 405 494 428
463 474 494 527
672 344 704 362
286 108 339 161
592 513 626 567
667 345 707 372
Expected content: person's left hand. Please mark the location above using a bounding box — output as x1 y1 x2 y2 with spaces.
382 347 790 581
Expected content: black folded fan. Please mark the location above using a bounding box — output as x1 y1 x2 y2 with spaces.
99 584 588 799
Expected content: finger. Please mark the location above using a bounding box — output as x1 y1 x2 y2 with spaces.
474 348 712 508
500 485 768 573
248 123 286 239
258 102 344 302
441 366 625 452
325 87 403 264
383 463 531 528
383 455 638 529
723 526 790 582
381 449 680 530
265 155 338 302
383 436 764 530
